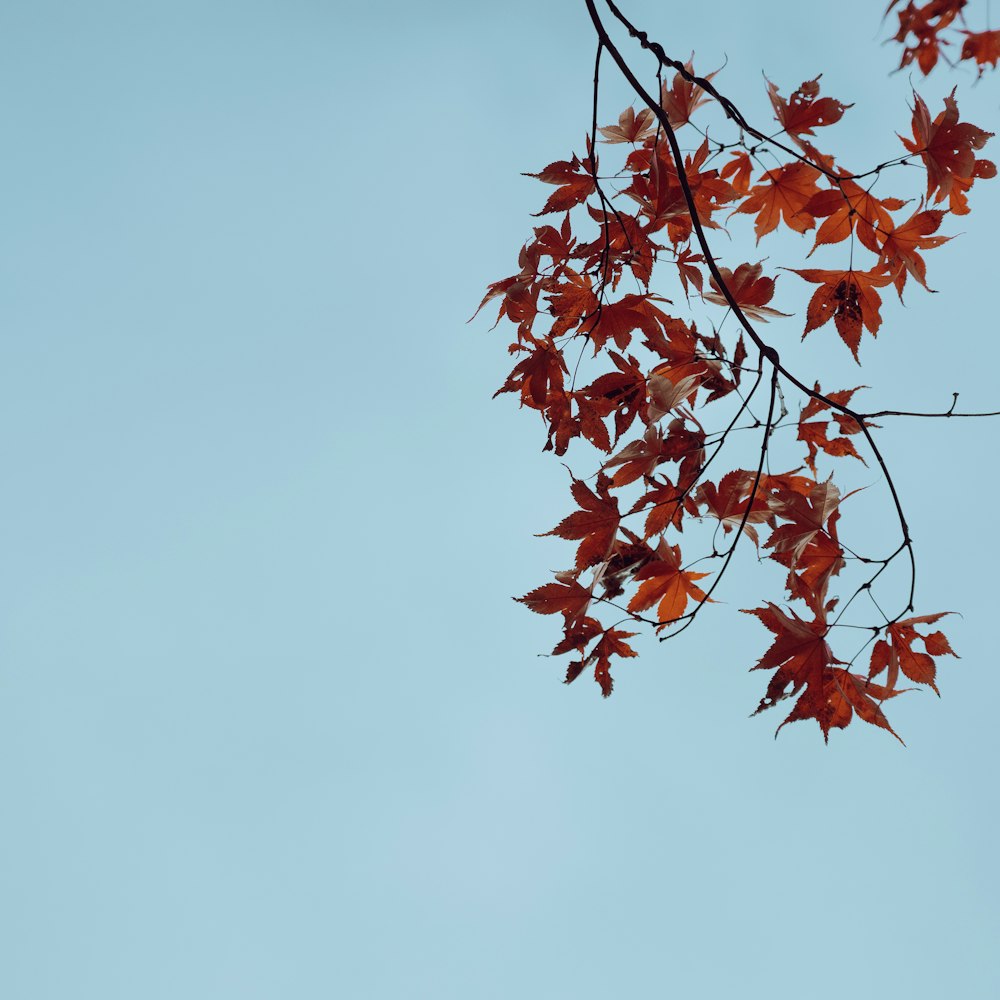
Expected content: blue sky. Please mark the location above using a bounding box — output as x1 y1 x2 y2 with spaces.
2 1 998 997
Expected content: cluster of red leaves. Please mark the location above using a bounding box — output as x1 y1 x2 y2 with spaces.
480 57 989 740
886 0 1000 76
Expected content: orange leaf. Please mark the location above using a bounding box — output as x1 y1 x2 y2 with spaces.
789 267 895 360
767 76 852 147
526 152 597 215
731 162 821 242
627 541 709 626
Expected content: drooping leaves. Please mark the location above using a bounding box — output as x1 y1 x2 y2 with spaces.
481 20 992 741
869 613 958 695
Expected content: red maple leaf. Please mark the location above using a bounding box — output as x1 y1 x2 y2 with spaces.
660 59 714 127
579 351 648 442
544 474 621 569
526 152 597 215
604 424 672 486
546 269 599 337
798 383 869 474
495 334 568 408
960 29 1000 76
697 470 772 547
901 90 994 207
731 161 822 242
789 266 895 359
945 157 997 216
517 579 593 622
766 478 847 600
704 262 791 322
804 180 906 255
767 76 852 147
720 151 753 196
645 365 704 421
876 207 950 294
564 627 639 696
745 603 903 742
583 293 672 353
886 0 965 74
631 476 693 538
599 106 658 144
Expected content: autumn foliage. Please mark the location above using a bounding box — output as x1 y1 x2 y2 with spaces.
886 0 1000 76
477 1 994 740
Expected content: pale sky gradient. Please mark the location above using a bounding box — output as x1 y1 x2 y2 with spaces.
2 1 998 997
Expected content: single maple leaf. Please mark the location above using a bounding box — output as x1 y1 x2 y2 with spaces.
645 366 704 422
789 266 895 360
798 422 864 473
517 579 593 622
546 269 599 338
572 392 612 453
530 214 577 269
640 312 700 366
945 157 997 216
901 90 994 207
960 29 1000 76
766 76 852 148
704 262 791 322
674 246 705 298
799 383 867 422
660 58 714 127
627 540 710 626
526 152 597 215
631 476 693 538
876 208 950 294
731 161 822 242
599 106 658 144
869 612 958 695
720 151 753 197
544 474 621 570
541 389 580 457
760 470 816 499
